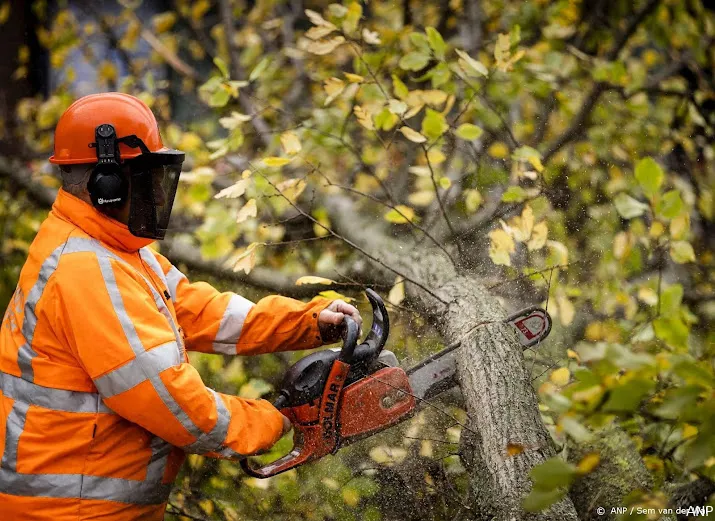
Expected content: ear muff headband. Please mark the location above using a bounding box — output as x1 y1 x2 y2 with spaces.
88 124 129 209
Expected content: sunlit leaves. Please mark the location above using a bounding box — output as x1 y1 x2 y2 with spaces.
295 276 336 286
353 105 375 130
399 126 426 143
656 190 683 219
304 36 346 55
399 52 430 71
670 241 695 264
421 108 448 141
236 199 257 224
550 367 570 386
494 32 525 72
488 228 515 266
214 179 248 199
455 49 488 77
523 458 576 511
152 12 177 34
384 205 417 224
280 131 302 155
230 242 259 274
464 189 482 213
502 186 527 203
425 27 447 60
0 2 10 25
362 28 381 45
614 193 648 219
635 157 664 199
323 77 345 105
455 123 484 140
388 276 405 306
263 156 292 167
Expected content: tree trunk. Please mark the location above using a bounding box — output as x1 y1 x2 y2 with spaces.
324 196 579 520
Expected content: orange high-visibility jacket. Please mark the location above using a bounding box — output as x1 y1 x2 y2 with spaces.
0 189 331 520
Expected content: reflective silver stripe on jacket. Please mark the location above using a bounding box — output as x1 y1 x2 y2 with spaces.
0 370 171 505
212 294 255 355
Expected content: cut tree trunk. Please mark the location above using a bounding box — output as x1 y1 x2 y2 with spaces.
324 195 579 520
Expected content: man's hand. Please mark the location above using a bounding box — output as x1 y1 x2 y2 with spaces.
318 300 363 344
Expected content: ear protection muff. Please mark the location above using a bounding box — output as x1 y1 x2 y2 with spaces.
88 124 129 210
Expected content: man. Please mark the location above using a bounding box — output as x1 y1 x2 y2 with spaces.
0 92 362 520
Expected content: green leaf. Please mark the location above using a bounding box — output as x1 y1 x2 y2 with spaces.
635 157 664 199
614 193 648 219
249 57 270 81
656 190 683 219
502 186 527 202
652 386 702 420
455 123 484 140
209 87 231 108
523 487 567 512
409 32 430 52
603 378 655 412
670 240 695 263
214 57 230 79
399 52 431 71
425 27 447 59
660 283 683 316
392 74 409 99
374 107 398 131
654 317 689 351
530 458 578 489
421 108 448 140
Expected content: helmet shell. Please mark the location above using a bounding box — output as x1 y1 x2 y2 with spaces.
49 92 167 165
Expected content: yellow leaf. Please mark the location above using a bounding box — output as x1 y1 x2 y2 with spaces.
455 48 488 77
384 205 417 224
263 156 292 167
557 294 575 326
236 199 257 223
0 2 10 25
550 367 570 386
465 189 482 213
388 277 405 306
354 105 375 130
669 240 695 264
98 61 118 83
670 213 689 240
488 142 509 159
342 488 360 507
199 499 214 515
567 349 580 361
318 290 354 302
637 287 658 306
191 0 211 21
506 443 525 457
214 179 248 199
242 169 252 179
295 276 336 286
344 72 364 83
304 36 345 55
280 131 302 155
408 190 435 207
510 205 534 242
682 424 698 439
438 177 451 189
369 446 407 464
323 77 345 105
152 12 177 33
577 453 601 474
231 243 259 274
419 90 448 106
276 178 307 201
547 240 569 265
527 221 548 250
427 148 446 165
399 126 427 143
488 228 515 266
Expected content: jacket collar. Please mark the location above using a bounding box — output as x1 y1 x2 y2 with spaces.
52 189 154 252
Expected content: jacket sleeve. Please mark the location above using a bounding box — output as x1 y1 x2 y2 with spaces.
152 252 332 355
52 252 286 458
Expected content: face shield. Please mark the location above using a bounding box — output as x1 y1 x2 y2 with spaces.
126 149 184 240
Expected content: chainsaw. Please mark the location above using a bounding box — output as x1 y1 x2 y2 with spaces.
241 289 552 478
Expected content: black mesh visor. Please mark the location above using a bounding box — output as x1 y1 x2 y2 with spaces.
127 151 184 240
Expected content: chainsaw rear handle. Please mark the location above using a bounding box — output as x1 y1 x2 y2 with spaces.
240 316 358 478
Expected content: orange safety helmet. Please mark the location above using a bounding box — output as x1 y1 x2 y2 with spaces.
49 92 168 164
49 93 185 240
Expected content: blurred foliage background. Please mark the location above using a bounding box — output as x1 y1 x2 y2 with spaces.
0 0 713 519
